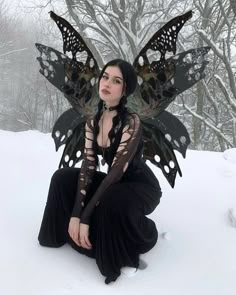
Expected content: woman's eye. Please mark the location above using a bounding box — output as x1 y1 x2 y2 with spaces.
102 75 108 80
114 79 121 84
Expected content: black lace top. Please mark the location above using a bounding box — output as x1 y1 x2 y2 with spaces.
71 112 143 224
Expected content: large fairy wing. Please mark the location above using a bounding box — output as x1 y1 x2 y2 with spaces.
52 108 83 151
52 108 86 168
35 11 100 116
142 119 181 188
35 43 97 116
35 43 70 93
49 11 94 61
131 47 211 118
169 47 210 99
142 112 190 187
35 12 101 168
146 110 190 157
131 11 201 186
134 10 193 68
132 10 210 118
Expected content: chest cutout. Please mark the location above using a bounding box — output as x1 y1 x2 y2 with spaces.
97 116 113 148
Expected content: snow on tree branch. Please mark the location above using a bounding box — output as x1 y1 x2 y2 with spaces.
0 48 28 58
201 80 219 117
183 104 234 148
230 0 236 16
197 29 224 57
214 75 236 113
197 29 236 100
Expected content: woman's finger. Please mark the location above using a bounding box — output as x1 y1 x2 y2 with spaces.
75 232 81 246
75 239 81 247
68 226 72 237
80 236 90 249
70 230 79 247
80 236 87 249
84 236 92 248
77 233 81 247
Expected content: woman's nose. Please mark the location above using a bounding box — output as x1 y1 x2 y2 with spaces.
104 79 111 87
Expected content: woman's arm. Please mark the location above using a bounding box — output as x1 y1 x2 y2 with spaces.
80 113 142 225
71 117 96 218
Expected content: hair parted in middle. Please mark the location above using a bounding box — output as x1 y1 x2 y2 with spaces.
92 59 138 168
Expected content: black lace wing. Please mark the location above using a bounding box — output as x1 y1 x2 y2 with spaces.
169 46 210 98
134 10 193 67
52 108 86 168
132 10 210 118
35 11 100 116
132 11 192 115
35 43 70 94
142 111 190 187
35 12 101 168
131 10 211 186
150 110 190 157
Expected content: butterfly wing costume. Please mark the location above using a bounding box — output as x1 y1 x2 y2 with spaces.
36 10 210 187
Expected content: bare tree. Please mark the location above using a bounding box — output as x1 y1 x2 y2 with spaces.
168 0 236 151
195 0 236 150
0 0 69 132
229 0 236 16
48 0 193 65
13 0 236 151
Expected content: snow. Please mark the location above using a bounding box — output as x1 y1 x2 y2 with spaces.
223 148 236 164
0 129 235 294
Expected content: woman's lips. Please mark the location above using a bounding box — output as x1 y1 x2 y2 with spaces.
101 89 111 94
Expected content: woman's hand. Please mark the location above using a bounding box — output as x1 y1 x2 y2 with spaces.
68 217 81 247
79 223 92 250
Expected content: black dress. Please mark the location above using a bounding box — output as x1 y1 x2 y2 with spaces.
38 112 162 284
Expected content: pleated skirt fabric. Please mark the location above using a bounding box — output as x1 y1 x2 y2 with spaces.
38 164 162 284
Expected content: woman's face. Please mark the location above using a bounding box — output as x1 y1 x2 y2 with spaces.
99 66 125 106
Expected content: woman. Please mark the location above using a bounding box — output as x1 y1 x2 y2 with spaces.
38 59 162 284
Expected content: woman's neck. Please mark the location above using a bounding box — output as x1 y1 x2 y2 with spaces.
102 110 117 119
102 102 119 117
103 102 119 111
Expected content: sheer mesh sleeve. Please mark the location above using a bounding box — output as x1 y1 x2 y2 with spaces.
80 113 142 224
71 117 96 218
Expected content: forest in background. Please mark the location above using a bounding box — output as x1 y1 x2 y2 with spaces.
0 0 235 152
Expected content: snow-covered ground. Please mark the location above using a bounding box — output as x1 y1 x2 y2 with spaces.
0 130 235 295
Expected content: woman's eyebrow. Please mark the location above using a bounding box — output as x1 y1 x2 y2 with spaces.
104 71 123 80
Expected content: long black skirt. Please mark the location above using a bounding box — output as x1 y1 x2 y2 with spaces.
38 164 162 284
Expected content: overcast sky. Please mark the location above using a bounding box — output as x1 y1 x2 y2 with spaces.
5 0 62 20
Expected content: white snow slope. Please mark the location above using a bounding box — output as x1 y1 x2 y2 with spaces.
0 130 235 295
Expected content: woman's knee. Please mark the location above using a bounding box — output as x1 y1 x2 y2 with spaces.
101 184 141 215
143 187 162 215
51 168 79 186
51 168 67 184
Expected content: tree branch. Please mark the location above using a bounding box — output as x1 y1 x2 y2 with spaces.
214 74 236 113
0 48 28 58
198 29 236 99
184 104 233 148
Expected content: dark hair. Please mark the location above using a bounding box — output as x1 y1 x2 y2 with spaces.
92 59 137 168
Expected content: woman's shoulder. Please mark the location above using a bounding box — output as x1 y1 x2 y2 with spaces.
86 115 95 129
126 111 141 125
